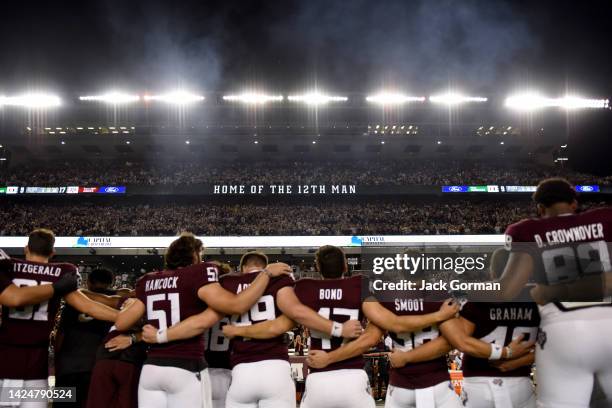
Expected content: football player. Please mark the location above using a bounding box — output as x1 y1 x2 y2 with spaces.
223 246 383 408
222 246 462 408
0 247 78 307
439 248 539 408
497 178 612 407
202 262 233 408
114 235 292 408
0 229 119 408
141 250 364 408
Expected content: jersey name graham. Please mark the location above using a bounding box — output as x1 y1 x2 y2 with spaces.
461 299 540 378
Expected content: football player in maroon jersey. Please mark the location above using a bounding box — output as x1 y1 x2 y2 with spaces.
439 248 539 408
495 178 612 407
86 296 146 408
114 236 292 408
0 247 79 307
140 249 364 408
221 246 462 408
224 246 384 408
202 261 233 408
0 229 119 408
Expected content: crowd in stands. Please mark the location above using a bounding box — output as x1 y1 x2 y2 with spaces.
2 159 610 186
0 200 535 236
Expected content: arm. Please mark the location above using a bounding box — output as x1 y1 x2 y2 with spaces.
0 270 78 307
141 308 224 343
81 289 124 309
222 314 296 340
0 283 54 307
64 290 119 322
307 322 383 369
362 298 458 333
389 335 452 368
198 263 291 315
439 316 533 360
490 351 535 372
105 331 143 352
276 286 362 338
530 273 609 305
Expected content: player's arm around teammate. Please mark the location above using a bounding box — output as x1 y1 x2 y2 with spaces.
274 284 364 338
387 335 453 369
362 297 459 333
140 308 222 343
116 262 292 332
222 314 296 339
439 317 534 360
0 269 78 307
306 322 383 369
0 248 79 307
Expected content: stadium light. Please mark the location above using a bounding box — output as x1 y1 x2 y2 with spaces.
558 96 609 109
144 91 205 105
288 92 348 105
79 92 140 104
366 92 425 105
0 93 61 108
505 93 609 111
223 93 283 104
429 93 488 105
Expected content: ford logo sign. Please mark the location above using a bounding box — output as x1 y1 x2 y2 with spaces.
580 186 593 192
105 187 119 193
449 186 463 192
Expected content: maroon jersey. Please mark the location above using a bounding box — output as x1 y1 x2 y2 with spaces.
221 272 294 367
0 258 78 379
203 317 231 369
381 295 450 389
505 207 612 311
96 297 147 365
135 262 219 360
294 275 366 373
461 299 539 378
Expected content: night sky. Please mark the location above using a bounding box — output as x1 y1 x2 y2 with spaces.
0 0 611 97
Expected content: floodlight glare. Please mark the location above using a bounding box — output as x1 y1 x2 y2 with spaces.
429 93 488 105
144 91 205 105
223 93 283 104
0 93 61 108
366 93 425 105
288 92 348 105
79 92 140 104
505 93 609 111
558 96 609 110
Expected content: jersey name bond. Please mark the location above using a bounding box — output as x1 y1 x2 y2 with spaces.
319 288 343 300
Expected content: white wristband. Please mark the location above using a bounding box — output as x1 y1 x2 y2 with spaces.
157 328 169 344
330 321 343 337
489 344 503 360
